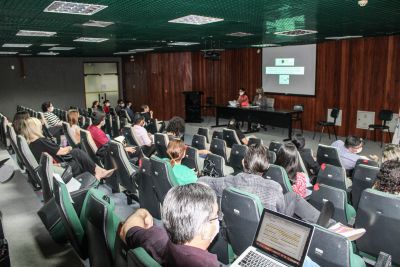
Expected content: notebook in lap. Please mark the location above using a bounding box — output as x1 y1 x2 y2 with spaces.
231 209 314 267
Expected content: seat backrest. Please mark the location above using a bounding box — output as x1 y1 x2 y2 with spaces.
317 163 347 191
202 153 226 178
268 150 276 164
104 114 112 137
222 187 263 256
154 133 169 158
309 224 365 267
39 153 55 203
229 144 248 173
1 116 10 147
7 124 24 170
355 158 379 168
191 134 207 150
351 164 379 210
181 146 200 172
330 108 340 121
127 247 161 267
80 129 102 166
138 157 161 219
123 110 132 123
38 112 48 127
210 138 229 162
316 144 343 167
355 189 400 265
247 137 263 146
52 176 87 259
108 140 137 193
149 156 174 206
223 128 241 148
379 109 393 123
17 135 41 184
211 130 223 140
263 164 292 193
62 122 78 148
268 141 282 154
80 188 120 267
197 127 210 143
112 115 121 138
121 126 139 146
309 184 350 225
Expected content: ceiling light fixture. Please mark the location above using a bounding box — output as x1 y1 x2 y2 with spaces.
168 42 200 46
19 54 32 56
44 1 107 15
74 37 108 42
16 30 57 37
325 35 363 40
38 52 59 56
82 20 114 27
113 51 136 55
49 46 75 50
358 0 368 6
2 43 32 48
251 44 278 47
226 32 254 37
0 51 18 55
41 43 59 46
128 48 155 52
169 15 223 25
274 29 317 36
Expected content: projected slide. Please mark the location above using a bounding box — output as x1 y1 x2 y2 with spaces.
262 44 316 96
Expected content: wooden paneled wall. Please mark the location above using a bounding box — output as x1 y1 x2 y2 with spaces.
123 35 400 141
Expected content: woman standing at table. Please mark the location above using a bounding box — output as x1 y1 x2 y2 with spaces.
237 88 249 107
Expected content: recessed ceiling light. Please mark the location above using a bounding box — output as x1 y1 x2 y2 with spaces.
169 15 224 25
226 32 254 37
41 43 59 47
325 35 363 40
17 30 57 37
38 52 59 56
251 44 278 47
128 48 154 52
113 51 136 55
168 42 200 46
0 51 18 55
49 46 75 51
82 20 114 27
2 43 32 48
74 37 108 43
19 54 32 56
44 1 107 15
274 29 317 36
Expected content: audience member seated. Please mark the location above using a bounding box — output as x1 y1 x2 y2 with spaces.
237 87 249 107
125 100 135 120
103 99 111 114
67 109 80 144
12 111 30 135
115 99 125 115
87 111 136 158
252 87 268 106
141 104 158 134
132 113 156 157
292 134 319 177
164 139 198 185
382 144 400 163
41 101 63 142
275 142 311 198
227 118 250 145
373 160 400 194
199 144 328 224
91 100 101 111
21 117 114 179
120 183 221 267
165 116 185 141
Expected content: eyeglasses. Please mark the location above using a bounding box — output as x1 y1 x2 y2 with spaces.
209 211 224 222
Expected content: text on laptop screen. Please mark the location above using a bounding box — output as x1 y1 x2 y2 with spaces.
255 212 311 265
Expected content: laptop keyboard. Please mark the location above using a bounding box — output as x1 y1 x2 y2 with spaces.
239 251 283 267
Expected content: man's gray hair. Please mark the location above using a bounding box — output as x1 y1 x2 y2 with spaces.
161 183 217 244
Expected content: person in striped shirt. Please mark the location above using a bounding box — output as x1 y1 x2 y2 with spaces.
41 101 63 143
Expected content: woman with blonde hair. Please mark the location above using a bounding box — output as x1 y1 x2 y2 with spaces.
21 117 114 180
165 139 198 185
67 109 80 144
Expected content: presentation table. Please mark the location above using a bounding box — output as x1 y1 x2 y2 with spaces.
214 105 301 140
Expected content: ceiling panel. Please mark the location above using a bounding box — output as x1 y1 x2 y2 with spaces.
0 0 399 56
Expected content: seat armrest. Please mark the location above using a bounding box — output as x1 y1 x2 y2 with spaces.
375 252 392 267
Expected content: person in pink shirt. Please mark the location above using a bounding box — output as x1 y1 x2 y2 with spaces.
275 142 311 198
237 88 249 107
132 113 156 157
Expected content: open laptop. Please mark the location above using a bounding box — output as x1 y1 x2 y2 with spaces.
231 209 314 267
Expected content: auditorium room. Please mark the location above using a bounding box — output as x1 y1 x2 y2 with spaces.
1 0 400 266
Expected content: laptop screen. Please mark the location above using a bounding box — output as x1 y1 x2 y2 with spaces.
254 209 314 266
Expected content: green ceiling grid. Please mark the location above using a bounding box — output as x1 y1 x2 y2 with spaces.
0 0 399 56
